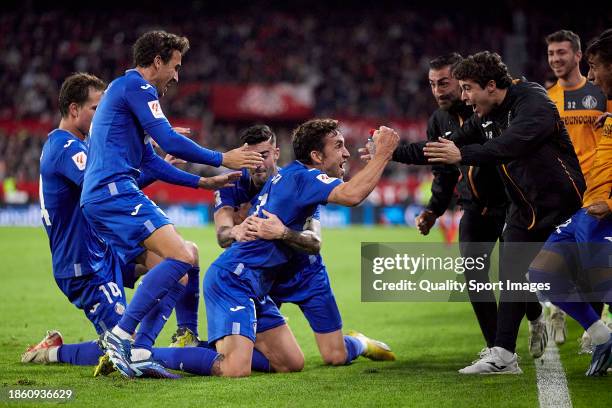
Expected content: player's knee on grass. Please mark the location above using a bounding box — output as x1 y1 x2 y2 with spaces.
315 331 347 365
271 349 305 373
321 347 347 366
215 335 254 377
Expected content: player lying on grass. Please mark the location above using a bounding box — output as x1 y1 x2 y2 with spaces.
102 119 399 378
81 30 261 378
22 72 220 374
528 29 612 377
212 124 395 367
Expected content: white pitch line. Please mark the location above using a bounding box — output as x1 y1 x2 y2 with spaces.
535 339 572 408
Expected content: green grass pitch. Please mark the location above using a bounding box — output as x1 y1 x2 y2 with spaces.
0 226 609 407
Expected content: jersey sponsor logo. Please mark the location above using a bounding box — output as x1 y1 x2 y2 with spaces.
63 139 76 148
604 237 612 242
71 151 87 170
147 100 165 119
561 115 597 126
316 173 338 184
140 84 153 90
444 131 452 136
230 306 245 312
481 121 493 128
582 95 598 110
131 203 143 216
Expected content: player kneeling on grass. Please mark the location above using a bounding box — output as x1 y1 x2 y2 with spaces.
104 120 399 378
22 73 210 375
213 124 395 367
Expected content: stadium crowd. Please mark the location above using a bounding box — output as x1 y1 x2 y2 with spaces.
0 5 609 201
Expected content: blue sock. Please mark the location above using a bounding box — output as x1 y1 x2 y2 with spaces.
555 302 600 331
251 348 271 372
344 335 364 364
57 341 104 365
151 347 219 376
175 267 200 336
133 281 186 351
118 258 191 334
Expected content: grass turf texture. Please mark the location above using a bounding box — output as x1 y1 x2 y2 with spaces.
0 226 609 407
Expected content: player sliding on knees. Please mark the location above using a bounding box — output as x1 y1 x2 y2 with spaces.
105 119 399 378
22 72 219 375
209 124 395 368
80 30 262 378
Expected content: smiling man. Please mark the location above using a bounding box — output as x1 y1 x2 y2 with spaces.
81 30 263 378
386 51 586 374
528 29 612 376
545 30 608 345
212 124 395 370
202 120 399 377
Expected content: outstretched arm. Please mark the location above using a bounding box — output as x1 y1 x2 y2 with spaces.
329 126 399 206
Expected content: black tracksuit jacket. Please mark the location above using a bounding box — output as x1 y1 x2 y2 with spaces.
418 103 508 217
392 80 585 232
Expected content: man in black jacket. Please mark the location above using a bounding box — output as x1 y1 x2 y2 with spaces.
402 54 508 361
391 51 585 374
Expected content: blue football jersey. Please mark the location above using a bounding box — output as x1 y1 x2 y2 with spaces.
213 168 260 212
82 69 213 203
212 160 340 280
39 129 108 279
213 166 324 267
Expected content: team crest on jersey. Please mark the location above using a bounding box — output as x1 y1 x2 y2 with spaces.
71 151 87 171
316 173 338 184
581 95 597 110
147 100 165 119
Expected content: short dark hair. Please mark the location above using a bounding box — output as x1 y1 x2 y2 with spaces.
239 125 276 146
429 53 463 71
546 30 581 53
585 29 612 65
58 73 106 117
292 119 339 164
133 30 190 67
452 51 512 89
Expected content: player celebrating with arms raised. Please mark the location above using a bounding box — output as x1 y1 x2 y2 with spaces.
81 30 261 377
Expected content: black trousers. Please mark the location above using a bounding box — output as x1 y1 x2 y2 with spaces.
459 208 505 348
494 225 551 352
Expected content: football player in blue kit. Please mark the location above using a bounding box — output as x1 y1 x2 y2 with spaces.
106 120 398 379
22 72 220 375
213 124 396 367
202 119 399 377
80 31 263 377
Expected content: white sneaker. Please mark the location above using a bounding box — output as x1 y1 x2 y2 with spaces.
579 331 594 355
529 317 548 358
459 347 523 374
549 308 566 345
